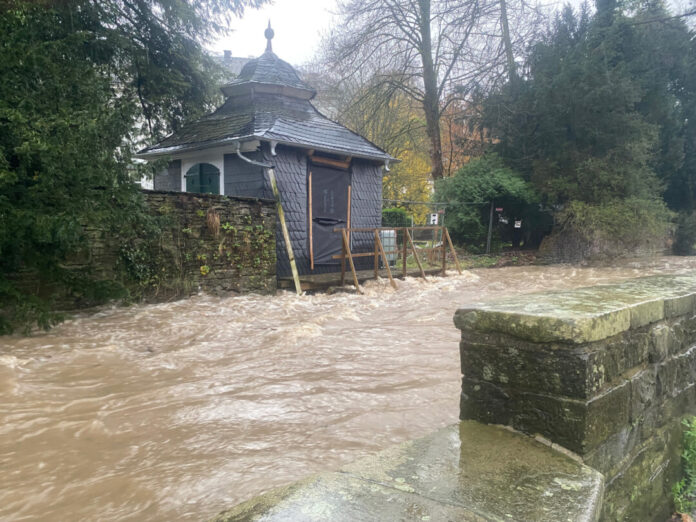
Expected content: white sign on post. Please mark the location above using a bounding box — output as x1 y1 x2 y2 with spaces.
429 213 439 225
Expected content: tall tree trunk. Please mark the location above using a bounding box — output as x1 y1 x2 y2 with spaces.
418 0 444 180
499 0 517 83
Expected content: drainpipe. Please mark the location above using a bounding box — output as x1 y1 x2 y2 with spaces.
235 142 302 295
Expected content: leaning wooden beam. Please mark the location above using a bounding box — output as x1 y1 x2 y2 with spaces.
308 171 314 270
444 228 462 274
268 167 302 295
405 229 427 279
341 229 362 294
374 230 397 289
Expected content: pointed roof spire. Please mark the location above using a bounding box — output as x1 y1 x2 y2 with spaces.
264 21 274 53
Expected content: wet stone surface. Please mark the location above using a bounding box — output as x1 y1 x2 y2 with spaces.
213 421 604 522
456 273 696 521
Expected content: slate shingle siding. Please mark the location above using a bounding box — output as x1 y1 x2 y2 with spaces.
224 152 271 199
153 160 181 191
349 160 383 270
269 146 383 278
265 145 309 278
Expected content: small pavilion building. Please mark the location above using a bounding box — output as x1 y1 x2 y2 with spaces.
137 25 395 278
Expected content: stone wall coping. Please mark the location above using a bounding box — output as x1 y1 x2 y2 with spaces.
212 422 604 522
454 273 696 344
140 188 275 204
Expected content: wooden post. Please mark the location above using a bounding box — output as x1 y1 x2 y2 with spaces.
406 229 426 279
375 230 397 289
402 228 408 278
486 200 494 255
444 228 462 274
268 167 301 295
441 226 447 275
374 230 379 279
342 229 362 294
308 171 314 270
340 239 346 287
347 185 352 245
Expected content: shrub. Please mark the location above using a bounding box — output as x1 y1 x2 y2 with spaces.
674 212 696 256
382 207 412 227
434 154 546 252
673 417 696 513
555 198 673 249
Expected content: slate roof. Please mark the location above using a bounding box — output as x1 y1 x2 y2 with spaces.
222 50 316 97
137 38 395 163
138 94 393 162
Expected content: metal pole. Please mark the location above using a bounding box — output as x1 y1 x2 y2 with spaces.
485 200 494 255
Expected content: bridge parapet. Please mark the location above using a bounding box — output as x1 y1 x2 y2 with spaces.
455 273 696 521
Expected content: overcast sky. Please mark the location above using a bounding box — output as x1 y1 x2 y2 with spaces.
210 0 692 65
210 0 339 65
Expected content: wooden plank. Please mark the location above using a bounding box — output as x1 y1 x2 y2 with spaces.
444 228 462 274
309 154 351 169
331 251 383 260
375 230 397 289
268 167 302 295
342 229 362 294
308 171 314 270
340 238 346 287
441 227 447 275
402 229 407 278
406 229 426 279
332 226 443 233
347 185 352 247
374 230 379 279
332 247 443 260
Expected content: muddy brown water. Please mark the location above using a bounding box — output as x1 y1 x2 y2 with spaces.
3 258 696 521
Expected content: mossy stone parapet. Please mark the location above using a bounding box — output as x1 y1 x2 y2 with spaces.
455 273 696 521
454 274 696 344
212 422 604 522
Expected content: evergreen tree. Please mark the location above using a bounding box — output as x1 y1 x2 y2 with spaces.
0 0 266 332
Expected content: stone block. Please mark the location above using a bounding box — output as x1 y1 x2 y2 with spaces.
460 337 588 398
629 299 665 329
649 324 672 363
629 367 657 422
215 423 605 522
664 293 696 318
461 378 631 455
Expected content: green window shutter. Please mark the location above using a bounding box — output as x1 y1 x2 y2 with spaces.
186 163 220 194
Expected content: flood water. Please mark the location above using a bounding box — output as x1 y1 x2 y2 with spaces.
2 257 696 521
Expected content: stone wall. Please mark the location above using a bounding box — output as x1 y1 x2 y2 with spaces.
133 190 277 296
53 190 276 309
454 274 696 521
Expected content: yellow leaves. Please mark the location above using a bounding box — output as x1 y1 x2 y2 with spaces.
383 147 433 224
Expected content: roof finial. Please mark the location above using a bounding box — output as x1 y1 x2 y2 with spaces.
264 21 274 53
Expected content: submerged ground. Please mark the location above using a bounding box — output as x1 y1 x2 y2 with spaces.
2 257 696 521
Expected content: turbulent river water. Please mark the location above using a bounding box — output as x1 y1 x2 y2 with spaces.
3 257 696 521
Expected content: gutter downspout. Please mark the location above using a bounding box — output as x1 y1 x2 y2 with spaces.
235 143 302 296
